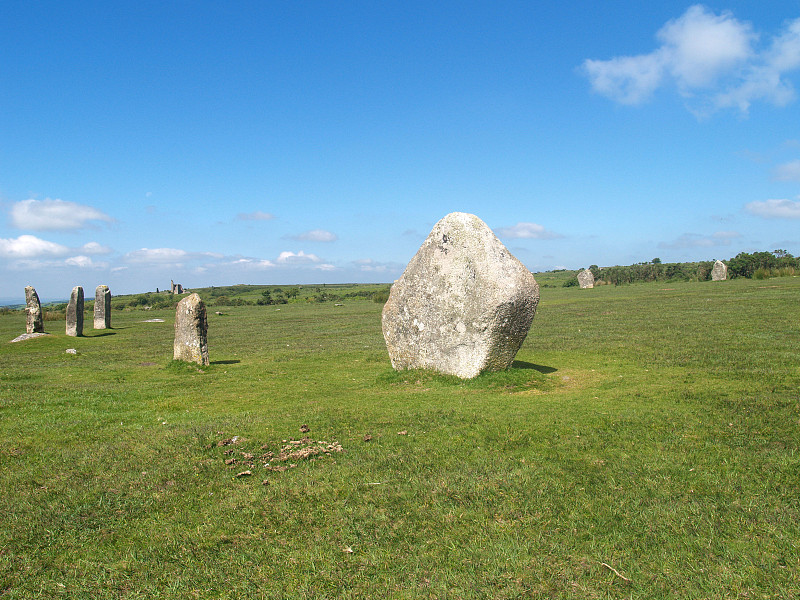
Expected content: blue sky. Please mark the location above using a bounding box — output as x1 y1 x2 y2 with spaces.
2 1 800 302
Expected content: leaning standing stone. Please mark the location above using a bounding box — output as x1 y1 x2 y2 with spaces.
174 293 209 365
25 286 44 334
94 285 112 329
711 260 727 281
66 286 84 337
577 269 595 289
382 212 539 379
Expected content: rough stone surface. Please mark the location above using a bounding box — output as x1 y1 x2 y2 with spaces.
577 269 595 289
711 260 727 281
66 286 84 337
25 286 44 334
174 293 209 365
10 332 49 343
382 212 539 379
94 285 112 329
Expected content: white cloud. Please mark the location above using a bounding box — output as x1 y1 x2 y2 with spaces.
276 250 321 264
315 263 338 271
495 222 562 240
0 235 69 258
236 210 275 221
745 198 800 218
223 258 276 270
288 229 338 242
124 247 189 265
658 230 742 249
80 241 113 255
65 255 107 268
772 159 800 181
353 258 403 273
583 5 800 114
10 198 113 231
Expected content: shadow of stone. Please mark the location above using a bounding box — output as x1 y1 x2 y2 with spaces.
86 332 118 337
512 360 557 374
211 360 241 365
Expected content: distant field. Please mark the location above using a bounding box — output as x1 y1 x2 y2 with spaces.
1 277 798 598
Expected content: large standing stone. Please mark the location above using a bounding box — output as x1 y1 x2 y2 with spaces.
174 293 209 365
382 212 539 379
25 286 44 334
66 286 84 337
577 269 595 289
711 260 727 281
94 285 112 329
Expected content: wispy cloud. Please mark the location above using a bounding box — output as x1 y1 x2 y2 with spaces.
582 5 800 115
10 198 113 231
286 229 338 242
745 198 800 218
236 210 275 221
772 159 800 181
658 231 742 249
495 222 562 240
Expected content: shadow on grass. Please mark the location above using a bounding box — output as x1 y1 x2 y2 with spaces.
85 331 118 338
211 360 241 365
512 360 557 374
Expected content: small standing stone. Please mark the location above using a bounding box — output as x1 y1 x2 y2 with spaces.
173 293 209 365
94 285 112 329
25 286 44 334
711 260 727 281
577 269 595 289
66 286 84 337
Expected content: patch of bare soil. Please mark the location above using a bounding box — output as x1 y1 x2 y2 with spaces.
211 428 344 482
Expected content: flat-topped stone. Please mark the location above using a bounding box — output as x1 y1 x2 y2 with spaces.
382 212 539 379
66 286 84 337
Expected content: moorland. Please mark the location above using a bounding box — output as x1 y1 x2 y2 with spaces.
1 273 798 598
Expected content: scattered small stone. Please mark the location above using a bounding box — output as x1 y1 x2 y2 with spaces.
225 458 236 465
363 434 373 442
142 319 165 323
262 480 270 486
235 470 252 478
215 311 225 316
66 348 77 355
397 430 408 435
342 546 354 554
300 424 310 433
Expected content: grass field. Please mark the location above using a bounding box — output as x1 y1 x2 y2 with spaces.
1 277 799 598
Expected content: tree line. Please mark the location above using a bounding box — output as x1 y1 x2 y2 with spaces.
579 250 798 287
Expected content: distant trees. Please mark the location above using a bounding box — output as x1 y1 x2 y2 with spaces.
594 249 798 286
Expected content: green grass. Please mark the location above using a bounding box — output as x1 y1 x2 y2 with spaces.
1 278 799 598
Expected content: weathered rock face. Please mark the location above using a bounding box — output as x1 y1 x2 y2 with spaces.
65 286 84 337
382 212 539 379
711 260 727 281
577 269 595 289
25 286 44 334
94 285 112 329
174 293 209 365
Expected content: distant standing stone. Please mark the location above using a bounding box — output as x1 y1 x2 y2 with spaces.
174 293 209 365
25 285 44 334
382 212 539 379
66 286 84 337
577 269 595 289
711 260 727 281
94 285 112 329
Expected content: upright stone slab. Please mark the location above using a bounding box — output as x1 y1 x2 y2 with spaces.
94 285 112 329
174 293 209 365
382 212 539 379
24 286 44 334
711 260 727 281
66 286 84 337
577 269 595 289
